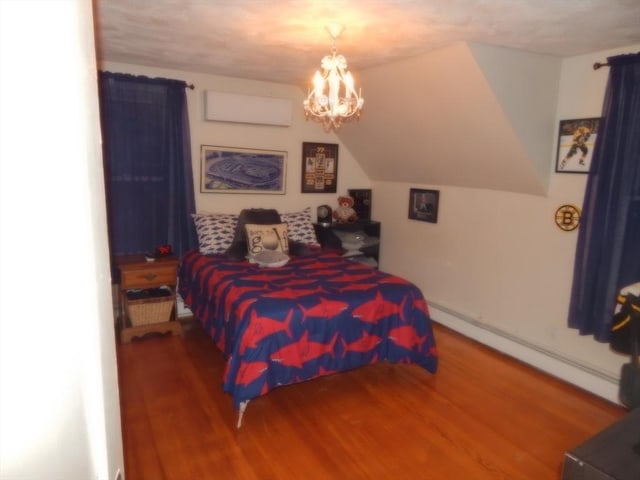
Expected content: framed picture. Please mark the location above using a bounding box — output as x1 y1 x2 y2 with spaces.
200 145 286 194
555 117 600 173
408 188 439 223
301 142 338 193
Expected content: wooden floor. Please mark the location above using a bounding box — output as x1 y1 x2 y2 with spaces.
117 320 625 480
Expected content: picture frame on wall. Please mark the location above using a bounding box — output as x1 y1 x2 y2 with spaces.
555 117 600 174
200 145 287 194
408 188 439 223
301 142 338 193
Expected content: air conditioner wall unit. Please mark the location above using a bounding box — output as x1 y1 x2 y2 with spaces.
205 91 292 127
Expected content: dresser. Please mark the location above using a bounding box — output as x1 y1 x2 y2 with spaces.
116 255 182 342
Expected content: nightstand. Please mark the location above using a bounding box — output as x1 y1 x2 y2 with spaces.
314 220 381 267
116 255 182 343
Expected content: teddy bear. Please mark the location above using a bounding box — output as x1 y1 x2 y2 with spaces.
333 195 358 223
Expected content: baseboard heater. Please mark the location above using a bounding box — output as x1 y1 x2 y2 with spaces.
205 90 292 127
428 300 621 403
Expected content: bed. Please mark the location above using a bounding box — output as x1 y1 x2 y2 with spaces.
179 208 438 426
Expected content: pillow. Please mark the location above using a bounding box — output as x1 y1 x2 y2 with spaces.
245 223 289 256
225 208 282 260
248 250 290 268
191 213 238 254
280 207 319 245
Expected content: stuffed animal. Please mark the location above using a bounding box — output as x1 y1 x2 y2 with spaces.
333 196 358 223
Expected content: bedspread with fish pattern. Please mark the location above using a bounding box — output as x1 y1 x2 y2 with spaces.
179 249 438 408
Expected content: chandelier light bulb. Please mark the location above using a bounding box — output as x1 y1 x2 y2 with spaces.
313 71 324 99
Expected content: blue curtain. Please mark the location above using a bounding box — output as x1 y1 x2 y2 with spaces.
568 53 640 341
99 72 197 259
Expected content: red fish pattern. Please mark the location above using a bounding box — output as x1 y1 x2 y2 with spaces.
352 291 407 323
179 249 438 409
298 297 350 322
239 308 294 353
270 331 339 369
237 360 268 387
342 331 383 354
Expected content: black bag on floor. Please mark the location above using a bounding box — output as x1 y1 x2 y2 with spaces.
619 361 640 409
611 291 640 408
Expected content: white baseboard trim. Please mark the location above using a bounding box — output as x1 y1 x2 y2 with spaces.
429 302 621 405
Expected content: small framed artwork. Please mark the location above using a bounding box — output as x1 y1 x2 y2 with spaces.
555 117 600 173
200 145 286 194
408 188 439 223
301 142 338 193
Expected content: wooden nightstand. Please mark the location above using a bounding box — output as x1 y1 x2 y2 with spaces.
116 255 182 343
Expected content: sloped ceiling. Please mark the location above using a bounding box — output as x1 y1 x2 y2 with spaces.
336 42 561 195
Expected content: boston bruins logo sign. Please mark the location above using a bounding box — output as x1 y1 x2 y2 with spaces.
555 204 581 231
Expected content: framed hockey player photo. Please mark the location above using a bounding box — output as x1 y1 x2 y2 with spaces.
555 118 600 174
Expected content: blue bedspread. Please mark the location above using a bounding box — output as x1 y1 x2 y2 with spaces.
179 248 438 408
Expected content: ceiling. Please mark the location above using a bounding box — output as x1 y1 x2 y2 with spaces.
94 0 640 88
93 1 639 196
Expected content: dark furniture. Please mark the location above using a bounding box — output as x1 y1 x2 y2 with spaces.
314 220 381 267
561 407 640 480
348 188 372 220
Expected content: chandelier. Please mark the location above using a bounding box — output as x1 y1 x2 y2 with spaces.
303 25 364 131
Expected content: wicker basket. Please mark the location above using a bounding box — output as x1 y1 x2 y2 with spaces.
126 297 174 326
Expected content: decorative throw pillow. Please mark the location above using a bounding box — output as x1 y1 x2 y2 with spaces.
280 207 319 245
225 208 282 260
248 250 290 268
192 213 238 254
245 223 289 256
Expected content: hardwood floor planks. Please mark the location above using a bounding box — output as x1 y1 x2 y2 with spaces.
117 321 625 479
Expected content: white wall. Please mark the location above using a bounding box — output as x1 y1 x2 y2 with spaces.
0 1 123 480
374 44 640 403
100 61 372 215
